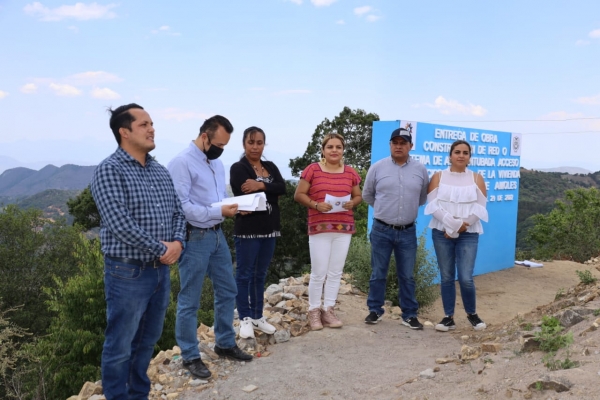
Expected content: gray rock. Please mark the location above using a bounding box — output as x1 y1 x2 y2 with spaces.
527 377 572 392
558 309 584 328
267 293 283 305
419 368 436 379
189 379 208 387
154 383 164 391
266 284 283 296
284 285 307 297
281 293 297 300
274 329 291 343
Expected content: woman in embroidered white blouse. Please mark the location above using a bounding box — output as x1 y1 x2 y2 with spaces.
425 140 489 332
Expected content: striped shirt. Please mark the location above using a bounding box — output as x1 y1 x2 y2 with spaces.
91 147 186 261
301 163 361 235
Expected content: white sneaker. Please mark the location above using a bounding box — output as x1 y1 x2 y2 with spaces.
239 317 255 338
252 316 276 334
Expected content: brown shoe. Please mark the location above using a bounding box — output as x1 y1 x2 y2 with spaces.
321 306 343 328
308 308 323 330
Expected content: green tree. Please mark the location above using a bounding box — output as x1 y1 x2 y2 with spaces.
265 181 311 283
0 205 81 336
0 303 31 399
22 238 215 400
288 106 379 177
66 186 100 230
528 187 600 262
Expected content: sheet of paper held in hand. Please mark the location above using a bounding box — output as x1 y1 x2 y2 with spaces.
324 194 351 213
211 192 267 212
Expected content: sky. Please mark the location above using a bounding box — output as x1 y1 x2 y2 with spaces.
1 0 599 179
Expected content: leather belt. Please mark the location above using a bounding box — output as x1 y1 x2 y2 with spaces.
188 223 221 232
106 256 166 268
375 218 414 231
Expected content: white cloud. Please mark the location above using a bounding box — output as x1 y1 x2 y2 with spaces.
249 87 266 91
573 94 600 106
91 87 120 100
335 19 345 25
421 96 488 116
274 89 311 95
151 25 181 36
67 25 79 32
159 108 210 122
49 83 81 96
24 2 117 21
576 39 590 46
354 6 372 16
366 15 380 22
311 0 337 7
288 0 302 4
67 71 122 85
20 83 38 94
0 90 9 99
589 29 600 39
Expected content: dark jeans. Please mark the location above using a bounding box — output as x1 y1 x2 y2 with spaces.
101 258 170 400
432 228 479 316
234 237 277 320
367 220 419 318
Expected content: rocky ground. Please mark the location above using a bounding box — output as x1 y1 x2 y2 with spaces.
72 259 600 400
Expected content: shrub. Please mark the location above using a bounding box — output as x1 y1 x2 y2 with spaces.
575 269 597 285
344 230 439 312
534 315 573 353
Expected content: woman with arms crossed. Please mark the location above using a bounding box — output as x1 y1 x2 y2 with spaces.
425 140 489 332
294 133 362 331
230 126 286 339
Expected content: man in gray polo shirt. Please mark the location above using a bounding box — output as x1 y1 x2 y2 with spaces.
362 127 429 329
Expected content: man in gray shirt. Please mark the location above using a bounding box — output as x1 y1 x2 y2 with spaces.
362 127 429 329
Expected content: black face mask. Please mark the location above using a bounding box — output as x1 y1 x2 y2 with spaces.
204 138 224 160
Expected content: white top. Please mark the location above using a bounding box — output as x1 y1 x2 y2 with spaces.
424 168 488 238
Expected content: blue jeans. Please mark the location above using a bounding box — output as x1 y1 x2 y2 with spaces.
432 228 479 316
234 237 277 320
367 220 419 318
176 228 237 361
102 258 170 400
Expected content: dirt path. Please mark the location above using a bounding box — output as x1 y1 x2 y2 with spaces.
181 261 600 400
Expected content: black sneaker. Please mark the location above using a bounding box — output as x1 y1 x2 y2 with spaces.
402 317 423 330
364 311 382 324
467 313 487 331
182 358 211 379
435 316 456 332
214 345 253 361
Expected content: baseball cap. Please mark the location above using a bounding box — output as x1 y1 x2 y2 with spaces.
389 128 412 143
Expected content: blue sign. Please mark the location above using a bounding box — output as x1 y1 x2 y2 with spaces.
370 120 521 276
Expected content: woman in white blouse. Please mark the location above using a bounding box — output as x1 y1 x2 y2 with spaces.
425 140 489 332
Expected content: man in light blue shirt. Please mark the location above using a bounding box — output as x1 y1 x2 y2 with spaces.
362 127 429 330
168 115 252 380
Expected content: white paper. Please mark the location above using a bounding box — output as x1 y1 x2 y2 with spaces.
323 194 351 213
515 260 544 268
211 192 267 212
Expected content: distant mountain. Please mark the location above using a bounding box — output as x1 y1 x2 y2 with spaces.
0 164 96 197
534 166 593 175
12 189 81 223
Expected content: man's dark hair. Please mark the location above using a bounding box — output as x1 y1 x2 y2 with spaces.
109 103 144 144
199 115 234 139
